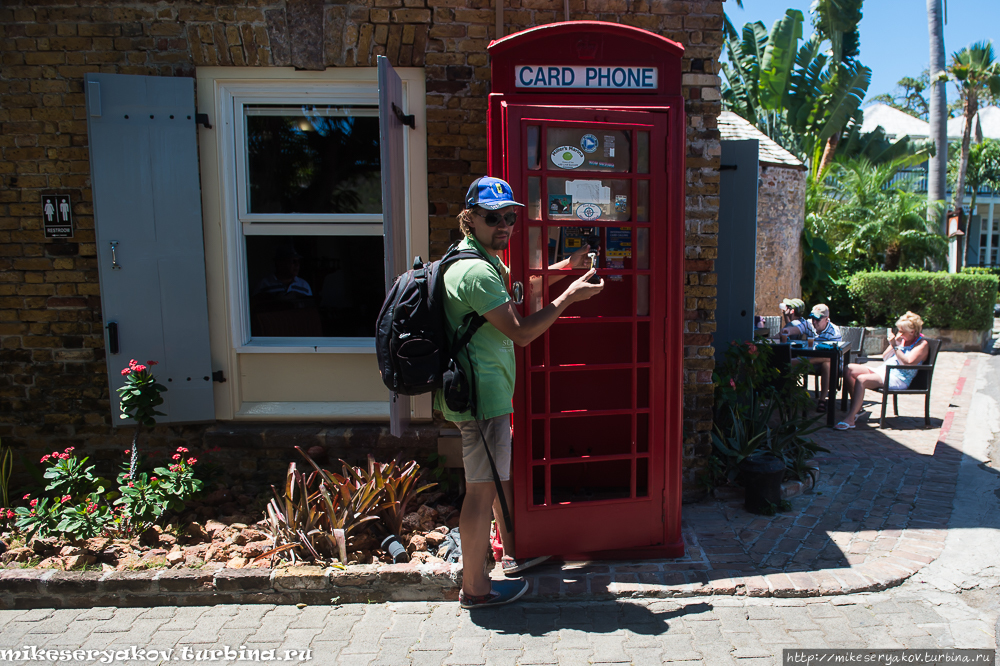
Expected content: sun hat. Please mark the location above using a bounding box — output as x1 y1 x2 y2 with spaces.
465 176 525 211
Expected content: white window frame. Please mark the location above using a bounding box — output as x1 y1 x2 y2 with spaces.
213 73 420 353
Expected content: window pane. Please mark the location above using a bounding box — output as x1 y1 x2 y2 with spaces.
527 126 540 170
245 105 381 215
246 235 384 337
547 177 631 222
546 127 631 173
637 131 649 173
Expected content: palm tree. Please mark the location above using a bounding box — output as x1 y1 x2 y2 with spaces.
926 0 948 237
947 41 1000 219
948 139 1000 228
813 158 947 271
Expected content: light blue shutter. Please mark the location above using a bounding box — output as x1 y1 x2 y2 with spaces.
85 73 215 424
715 139 760 361
378 56 412 437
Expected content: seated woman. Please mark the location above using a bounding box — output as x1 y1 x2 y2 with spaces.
835 311 929 430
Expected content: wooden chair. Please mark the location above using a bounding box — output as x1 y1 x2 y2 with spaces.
808 327 864 404
871 338 941 428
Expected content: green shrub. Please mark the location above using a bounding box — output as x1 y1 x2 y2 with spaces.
848 271 998 330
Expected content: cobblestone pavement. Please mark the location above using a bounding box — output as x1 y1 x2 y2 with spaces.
519 352 981 598
0 592 995 666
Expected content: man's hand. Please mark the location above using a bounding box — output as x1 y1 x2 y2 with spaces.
561 268 604 303
566 244 593 270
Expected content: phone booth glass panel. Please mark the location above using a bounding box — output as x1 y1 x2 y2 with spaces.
488 22 685 559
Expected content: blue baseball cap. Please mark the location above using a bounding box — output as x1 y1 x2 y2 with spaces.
465 176 525 211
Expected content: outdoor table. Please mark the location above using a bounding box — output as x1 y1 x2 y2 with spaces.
790 341 850 428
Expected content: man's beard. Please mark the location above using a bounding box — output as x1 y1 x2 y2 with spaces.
489 234 510 251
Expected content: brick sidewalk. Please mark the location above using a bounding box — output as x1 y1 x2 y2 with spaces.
519 352 981 599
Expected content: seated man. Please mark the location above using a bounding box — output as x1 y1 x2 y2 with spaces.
778 298 809 339
803 304 842 411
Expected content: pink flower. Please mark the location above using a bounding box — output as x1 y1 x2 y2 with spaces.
29 499 38 508
147 360 159 366
124 449 130 455
40 455 50 463
128 482 134 488
62 495 71 503
187 458 197 465
23 494 30 500
151 476 157 481
729 379 736 389
129 359 138 368
121 368 131 376
133 364 147 373
177 447 188 453
172 453 181 460
122 473 130 479
64 447 74 453
747 343 757 356
6 510 12 520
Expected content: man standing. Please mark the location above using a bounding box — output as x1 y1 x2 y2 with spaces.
434 176 603 608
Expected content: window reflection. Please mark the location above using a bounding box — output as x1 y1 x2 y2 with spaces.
246 235 384 337
245 105 381 215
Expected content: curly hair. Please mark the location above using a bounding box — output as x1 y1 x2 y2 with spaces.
457 208 475 237
895 311 924 335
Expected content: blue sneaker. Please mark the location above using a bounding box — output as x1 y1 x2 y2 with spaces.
459 579 528 609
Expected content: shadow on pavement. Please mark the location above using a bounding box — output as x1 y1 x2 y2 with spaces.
468 600 713 634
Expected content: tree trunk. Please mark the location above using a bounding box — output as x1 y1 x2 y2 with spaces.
817 133 840 179
952 93 979 220
884 242 902 272
926 0 948 229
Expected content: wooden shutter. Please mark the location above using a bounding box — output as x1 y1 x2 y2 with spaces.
85 74 215 424
378 56 413 437
715 139 760 359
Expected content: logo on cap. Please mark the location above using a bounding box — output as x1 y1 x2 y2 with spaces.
493 182 504 196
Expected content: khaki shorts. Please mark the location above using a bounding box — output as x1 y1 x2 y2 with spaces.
455 415 512 484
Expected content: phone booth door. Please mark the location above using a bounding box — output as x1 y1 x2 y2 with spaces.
507 105 669 557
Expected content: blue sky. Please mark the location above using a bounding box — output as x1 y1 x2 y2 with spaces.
726 0 998 104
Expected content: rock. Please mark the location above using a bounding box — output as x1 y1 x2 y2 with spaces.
84 537 109 554
407 534 427 553
445 513 461 529
196 506 214 519
1 546 29 564
59 545 82 557
165 550 184 566
240 541 272 559
101 563 115 572
183 546 206 567
65 554 96 569
38 556 62 568
116 556 142 571
424 531 447 549
226 556 247 569
401 512 421 532
230 532 247 547
410 550 431 563
140 549 168 566
241 528 268 542
417 505 439 531
219 502 239 515
158 533 177 547
204 520 227 539
30 537 58 556
432 526 450 534
139 528 160 547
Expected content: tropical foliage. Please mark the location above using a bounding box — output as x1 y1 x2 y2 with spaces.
721 4 934 178
948 138 1000 221
848 271 998 330
946 40 1000 222
808 158 947 272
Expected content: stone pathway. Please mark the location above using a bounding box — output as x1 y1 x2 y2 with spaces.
517 352 981 599
0 593 994 666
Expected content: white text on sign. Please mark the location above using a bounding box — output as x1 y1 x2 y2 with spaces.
515 66 658 90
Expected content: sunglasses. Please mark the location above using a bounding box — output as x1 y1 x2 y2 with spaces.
479 210 518 227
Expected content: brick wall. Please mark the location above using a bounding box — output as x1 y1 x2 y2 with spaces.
0 0 723 491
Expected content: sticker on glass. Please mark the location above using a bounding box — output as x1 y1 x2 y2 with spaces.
576 203 602 221
550 146 585 169
548 194 572 215
587 160 615 169
604 135 616 158
580 134 599 153
614 195 627 213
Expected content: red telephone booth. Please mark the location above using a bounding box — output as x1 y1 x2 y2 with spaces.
488 22 685 559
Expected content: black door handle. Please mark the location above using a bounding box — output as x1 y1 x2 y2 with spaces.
107 321 119 354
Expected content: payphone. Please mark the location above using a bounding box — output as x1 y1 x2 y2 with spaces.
488 22 686 558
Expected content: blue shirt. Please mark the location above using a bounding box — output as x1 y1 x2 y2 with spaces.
811 320 842 342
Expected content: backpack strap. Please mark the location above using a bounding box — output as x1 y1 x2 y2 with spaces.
440 243 514 535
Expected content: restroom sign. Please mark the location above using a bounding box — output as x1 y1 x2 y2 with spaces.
515 65 658 90
41 194 73 238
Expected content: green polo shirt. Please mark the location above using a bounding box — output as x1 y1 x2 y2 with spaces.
433 236 515 422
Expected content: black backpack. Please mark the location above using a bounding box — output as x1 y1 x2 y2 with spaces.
376 243 497 405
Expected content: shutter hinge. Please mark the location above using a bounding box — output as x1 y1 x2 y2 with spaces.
212 370 226 383
392 103 415 129
196 113 213 129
